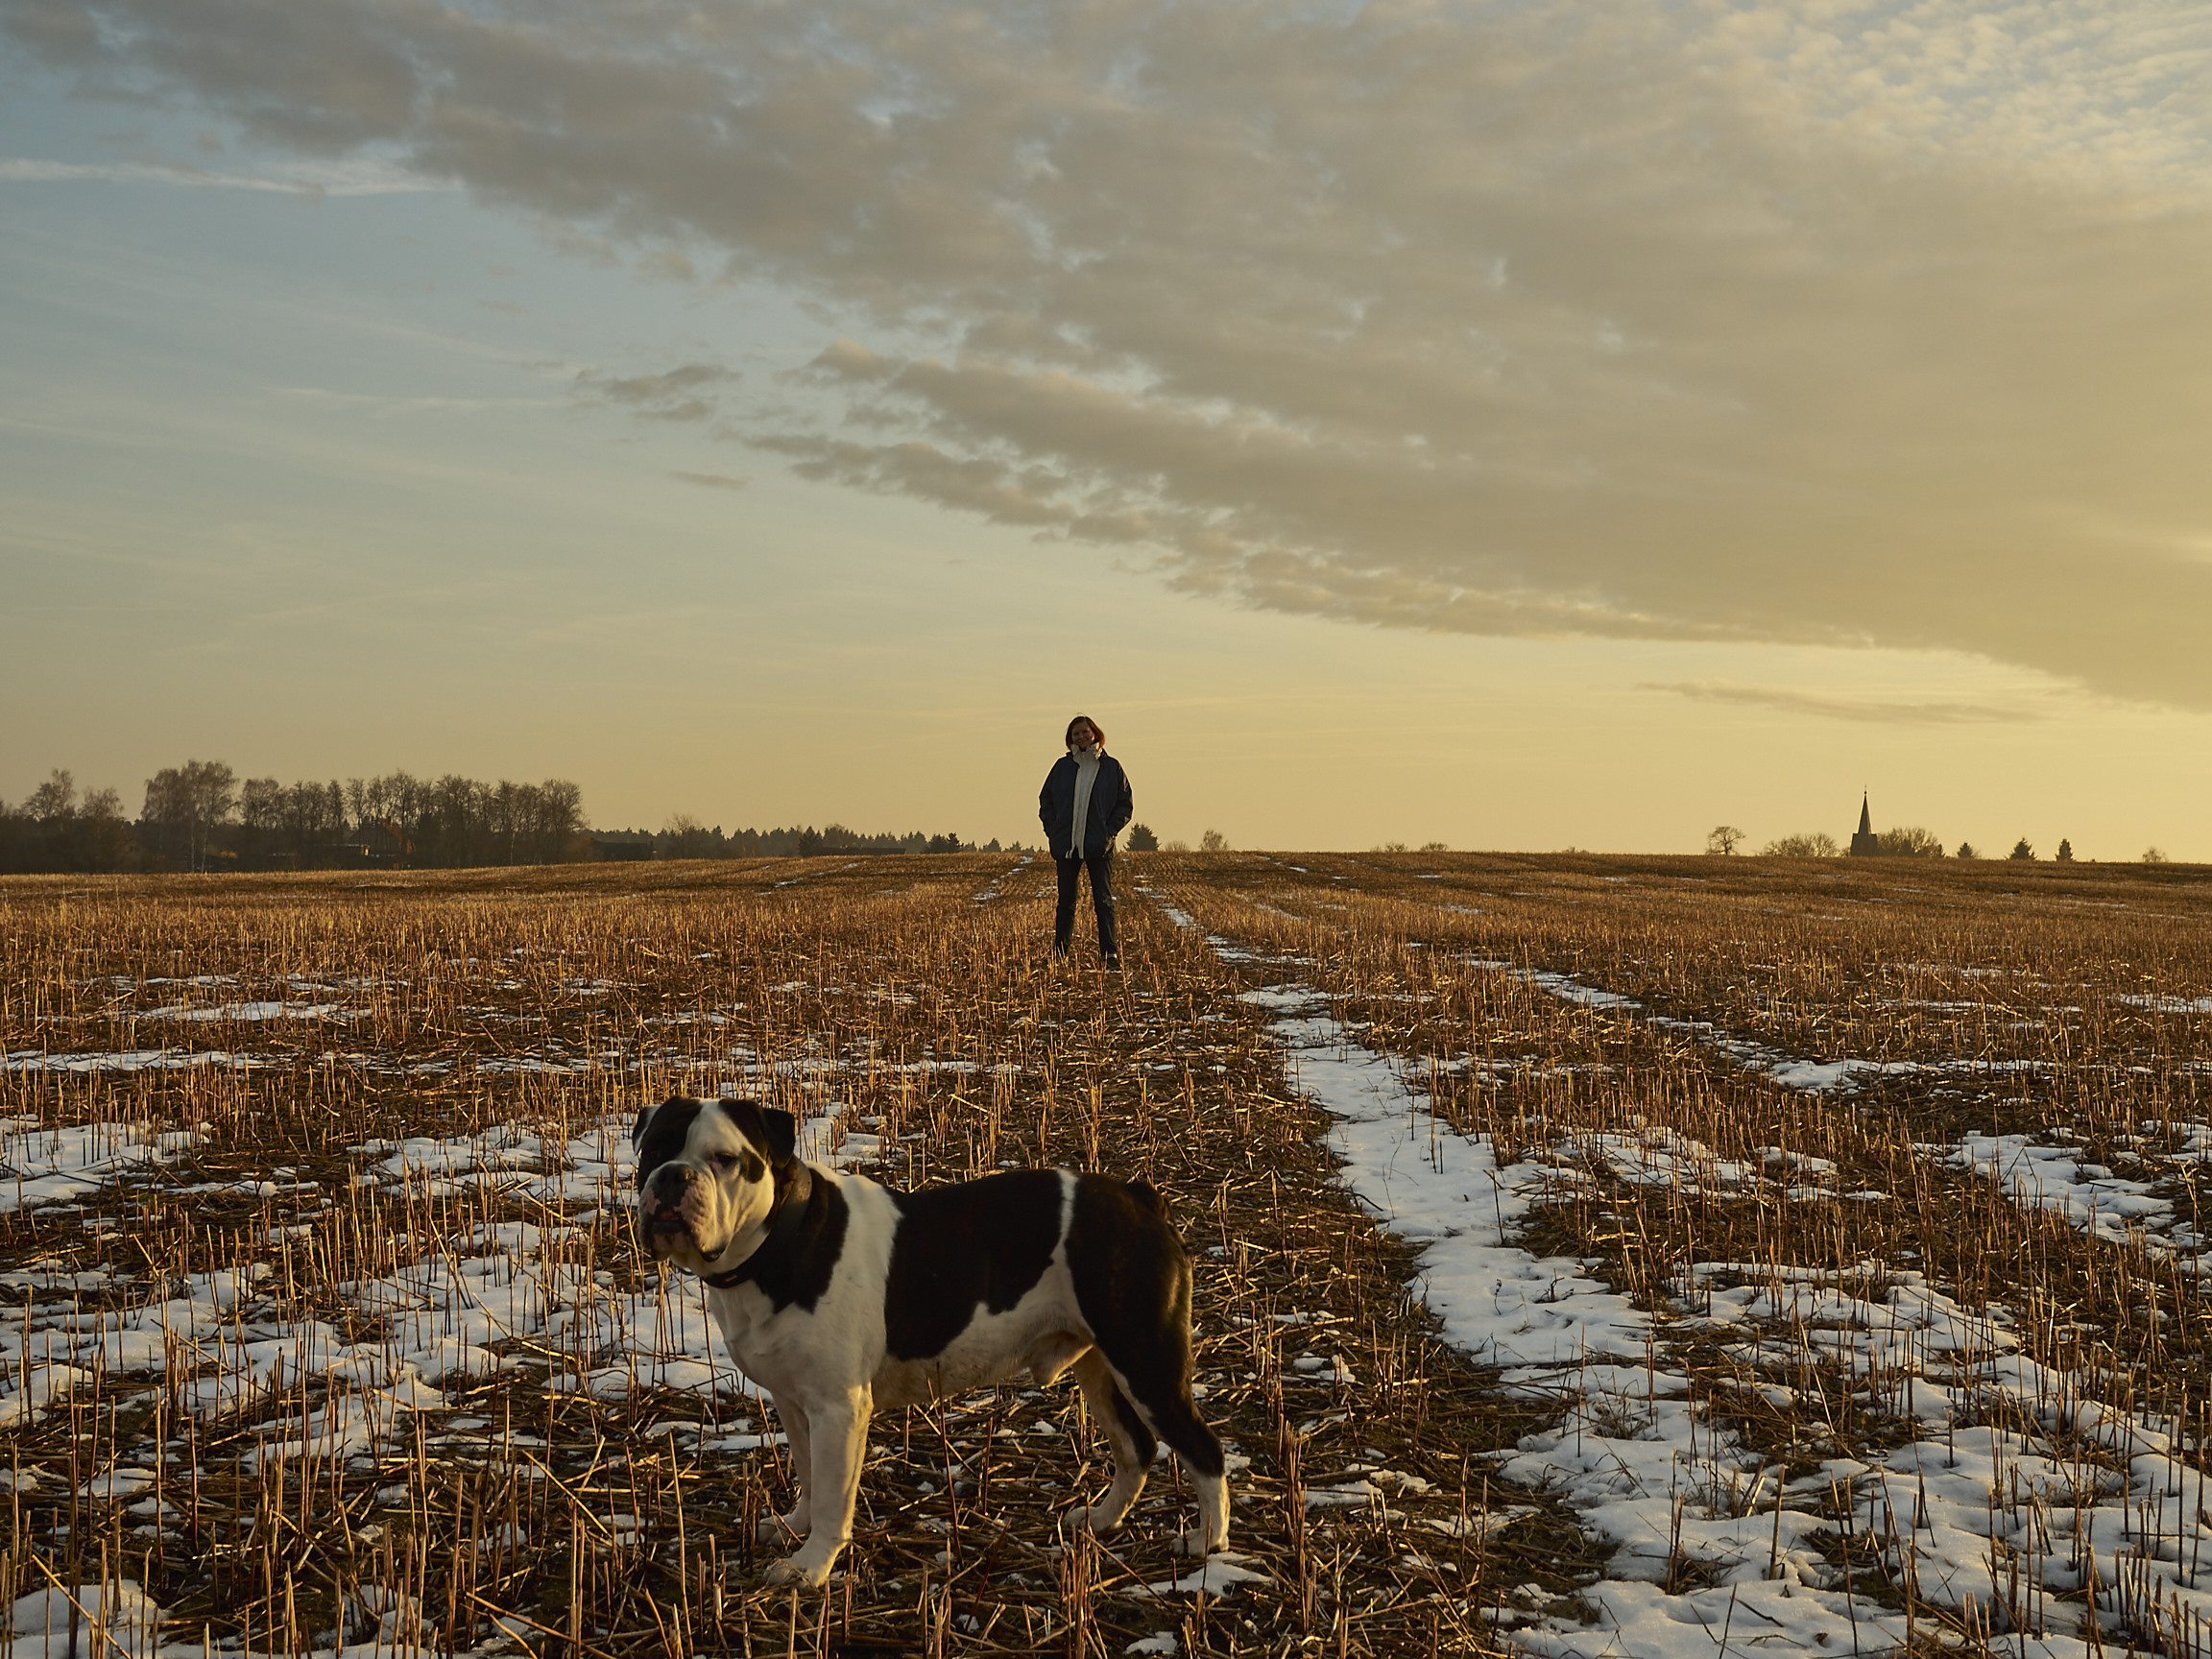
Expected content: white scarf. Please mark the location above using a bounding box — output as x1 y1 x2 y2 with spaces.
1068 746 1100 858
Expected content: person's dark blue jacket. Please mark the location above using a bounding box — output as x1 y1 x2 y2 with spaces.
1039 753 1132 859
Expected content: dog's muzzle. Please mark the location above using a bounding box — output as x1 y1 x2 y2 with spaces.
640 1169 701 1248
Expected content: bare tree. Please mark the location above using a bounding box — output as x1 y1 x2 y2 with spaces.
1705 825 1744 855
538 779 584 860
1878 826 1944 856
2145 846 2169 864
241 778 285 836
26 770 76 822
143 759 237 870
1199 829 1228 852
663 812 714 860
1761 831 1839 856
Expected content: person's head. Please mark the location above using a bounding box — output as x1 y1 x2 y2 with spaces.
1066 714 1103 752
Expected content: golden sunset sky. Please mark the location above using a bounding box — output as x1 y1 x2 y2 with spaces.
5 0 2209 854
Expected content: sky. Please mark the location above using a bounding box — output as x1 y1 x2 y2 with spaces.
4 0 2210 858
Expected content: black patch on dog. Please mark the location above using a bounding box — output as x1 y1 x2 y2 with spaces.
634 1097 704 1189
1068 1174 1227 1479
1110 1383 1159 1468
883 1170 1066 1360
717 1099 797 1165
719 1166 849 1313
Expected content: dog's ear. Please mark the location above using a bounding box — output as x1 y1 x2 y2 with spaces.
634 1095 692 1148
756 1104 798 1165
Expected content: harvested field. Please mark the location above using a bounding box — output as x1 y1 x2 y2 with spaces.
3 852 2210 1658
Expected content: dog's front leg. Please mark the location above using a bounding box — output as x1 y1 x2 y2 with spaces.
760 1392 814 1545
761 1384 871 1589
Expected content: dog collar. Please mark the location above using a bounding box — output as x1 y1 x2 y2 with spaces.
700 1164 814 1290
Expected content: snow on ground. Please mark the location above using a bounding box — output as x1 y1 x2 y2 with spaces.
0 1094 851 1655
971 853 1033 903
0 1113 744 1438
0 1117 193 1213
1455 953 2212 1269
1162 901 2212 1659
1466 958 1933 1094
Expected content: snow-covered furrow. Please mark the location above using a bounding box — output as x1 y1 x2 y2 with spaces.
1448 954 2212 1271
971 852 1033 903
1160 900 2212 1659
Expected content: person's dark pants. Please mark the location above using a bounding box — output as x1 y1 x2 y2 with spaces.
1054 851 1118 960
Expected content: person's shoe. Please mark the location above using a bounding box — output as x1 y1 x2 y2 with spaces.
1100 953 1120 970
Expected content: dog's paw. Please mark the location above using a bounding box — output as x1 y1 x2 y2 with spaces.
1171 1525 1225 1558
757 1509 805 1544
761 1552 834 1589
1063 1503 1125 1536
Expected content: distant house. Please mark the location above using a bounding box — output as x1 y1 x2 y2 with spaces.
349 820 409 866
1848 794 1881 857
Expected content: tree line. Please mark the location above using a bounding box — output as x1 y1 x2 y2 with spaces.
609 818 1017 860
0 762 1016 875
0 762 587 874
1716 825 2113 861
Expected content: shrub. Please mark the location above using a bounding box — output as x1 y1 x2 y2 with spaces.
1875 826 1945 857
1761 831 1839 857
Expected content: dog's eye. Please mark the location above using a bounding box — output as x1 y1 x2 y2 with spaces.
710 1151 739 1168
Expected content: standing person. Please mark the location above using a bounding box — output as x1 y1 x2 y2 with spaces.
1038 713 1132 966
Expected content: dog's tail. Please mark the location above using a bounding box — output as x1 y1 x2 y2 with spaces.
1124 1179 1170 1218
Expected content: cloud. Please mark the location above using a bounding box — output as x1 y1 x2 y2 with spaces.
1641 681 2043 726
668 470 748 491
10 0 2212 705
0 155 443 194
571 363 737 423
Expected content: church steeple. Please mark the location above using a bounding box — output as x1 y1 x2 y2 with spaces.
1849 792 1880 856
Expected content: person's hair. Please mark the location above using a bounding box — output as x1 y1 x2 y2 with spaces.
1066 713 1104 748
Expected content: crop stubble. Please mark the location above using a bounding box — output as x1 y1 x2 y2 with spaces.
2 851 2208 1655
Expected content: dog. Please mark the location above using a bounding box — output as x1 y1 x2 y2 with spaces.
630 1095 1231 1587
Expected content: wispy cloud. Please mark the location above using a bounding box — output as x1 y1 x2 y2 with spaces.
11 0 2212 705
1643 681 2043 726
273 388 556 416
669 470 748 491
572 364 737 423
0 156 444 195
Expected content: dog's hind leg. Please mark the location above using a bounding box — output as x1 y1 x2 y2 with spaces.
1104 1358 1229 1556
1148 1391 1230 1557
1065 1349 1155 1536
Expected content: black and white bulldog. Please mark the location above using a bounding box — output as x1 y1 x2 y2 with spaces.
631 1095 1231 1588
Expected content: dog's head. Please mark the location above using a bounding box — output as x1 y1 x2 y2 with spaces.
630 1096 797 1274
